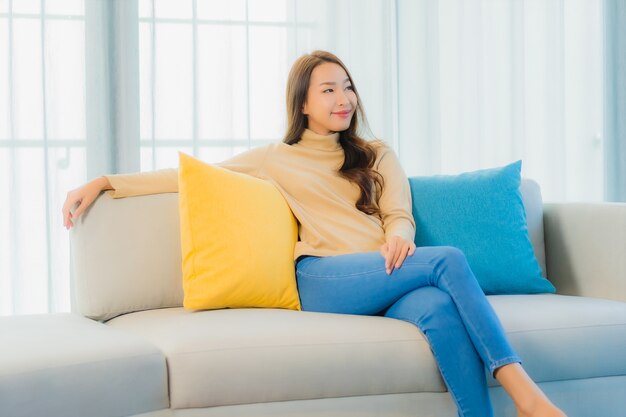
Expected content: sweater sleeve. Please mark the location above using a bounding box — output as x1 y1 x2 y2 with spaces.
375 147 416 243
105 168 179 198
104 145 270 199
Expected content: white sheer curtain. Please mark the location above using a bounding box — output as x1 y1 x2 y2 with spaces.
0 0 86 315
395 0 604 202
0 0 606 315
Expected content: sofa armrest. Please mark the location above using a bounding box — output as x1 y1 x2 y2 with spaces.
70 192 184 321
543 202 626 302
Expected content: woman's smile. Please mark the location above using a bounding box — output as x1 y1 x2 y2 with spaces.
332 110 352 119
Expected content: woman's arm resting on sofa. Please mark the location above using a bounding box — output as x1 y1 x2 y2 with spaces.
544 202 626 302
103 146 270 199
63 176 117 229
63 169 178 229
105 168 179 198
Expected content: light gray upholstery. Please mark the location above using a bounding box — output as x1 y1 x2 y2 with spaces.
107 307 445 409
485 294 626 384
0 313 169 417
106 294 626 413
132 392 460 417
70 192 183 321
128 376 626 417
489 376 626 417
519 179 547 276
544 202 626 303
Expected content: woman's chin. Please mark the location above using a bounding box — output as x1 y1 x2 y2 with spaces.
331 122 352 132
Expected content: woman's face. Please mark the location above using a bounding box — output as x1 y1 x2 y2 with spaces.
302 62 357 136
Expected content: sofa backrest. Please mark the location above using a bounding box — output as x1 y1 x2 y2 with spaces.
521 179 546 276
70 179 545 321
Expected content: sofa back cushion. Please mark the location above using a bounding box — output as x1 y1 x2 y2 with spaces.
520 179 547 277
70 179 546 321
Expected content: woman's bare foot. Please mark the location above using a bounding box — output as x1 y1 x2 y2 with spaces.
516 395 567 417
493 363 567 417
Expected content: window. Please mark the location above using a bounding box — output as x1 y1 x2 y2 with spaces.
138 0 311 170
0 0 86 314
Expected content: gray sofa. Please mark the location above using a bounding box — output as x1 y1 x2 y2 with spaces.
1 180 625 417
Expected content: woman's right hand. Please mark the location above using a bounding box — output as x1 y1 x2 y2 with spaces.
62 176 112 230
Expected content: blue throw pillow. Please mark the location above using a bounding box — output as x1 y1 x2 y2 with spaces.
408 160 556 295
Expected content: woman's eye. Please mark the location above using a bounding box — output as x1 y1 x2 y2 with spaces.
346 86 353 90
323 89 333 93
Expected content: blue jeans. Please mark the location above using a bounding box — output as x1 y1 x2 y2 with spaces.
295 246 522 417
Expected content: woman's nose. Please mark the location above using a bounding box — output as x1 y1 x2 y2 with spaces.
336 90 349 106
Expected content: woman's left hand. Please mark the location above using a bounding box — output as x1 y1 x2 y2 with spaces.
380 236 416 275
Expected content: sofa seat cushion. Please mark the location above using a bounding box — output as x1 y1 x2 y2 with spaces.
106 294 626 410
106 307 446 409
0 313 169 417
487 294 626 385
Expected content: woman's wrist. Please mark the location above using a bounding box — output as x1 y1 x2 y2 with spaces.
95 176 113 191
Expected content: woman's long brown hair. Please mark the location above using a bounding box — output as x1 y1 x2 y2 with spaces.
283 50 385 216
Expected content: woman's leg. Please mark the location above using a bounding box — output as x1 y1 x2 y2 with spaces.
296 246 521 375
494 364 567 417
383 286 493 417
296 246 521 417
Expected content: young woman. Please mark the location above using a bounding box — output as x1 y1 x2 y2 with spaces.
62 50 567 417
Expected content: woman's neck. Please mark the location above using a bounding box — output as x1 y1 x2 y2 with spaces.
298 128 342 151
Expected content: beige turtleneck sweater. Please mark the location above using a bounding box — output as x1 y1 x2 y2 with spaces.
105 129 415 260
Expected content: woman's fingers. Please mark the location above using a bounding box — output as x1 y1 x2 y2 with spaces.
380 239 421 276
398 242 416 265
62 180 101 229
394 244 410 269
71 202 84 224
63 201 81 229
62 192 79 229
391 241 404 265
383 238 417 275
385 239 397 274
386 238 407 275
72 194 95 221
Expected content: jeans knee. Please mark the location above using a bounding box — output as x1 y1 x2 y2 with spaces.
428 246 479 291
420 287 455 311
436 246 471 270
439 246 466 262
385 287 456 321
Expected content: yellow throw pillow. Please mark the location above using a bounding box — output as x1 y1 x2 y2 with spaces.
177 152 301 311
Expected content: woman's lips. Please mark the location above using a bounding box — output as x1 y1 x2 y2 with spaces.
333 110 352 119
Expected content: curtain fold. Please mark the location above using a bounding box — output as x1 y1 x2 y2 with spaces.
604 0 626 202
85 0 140 177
